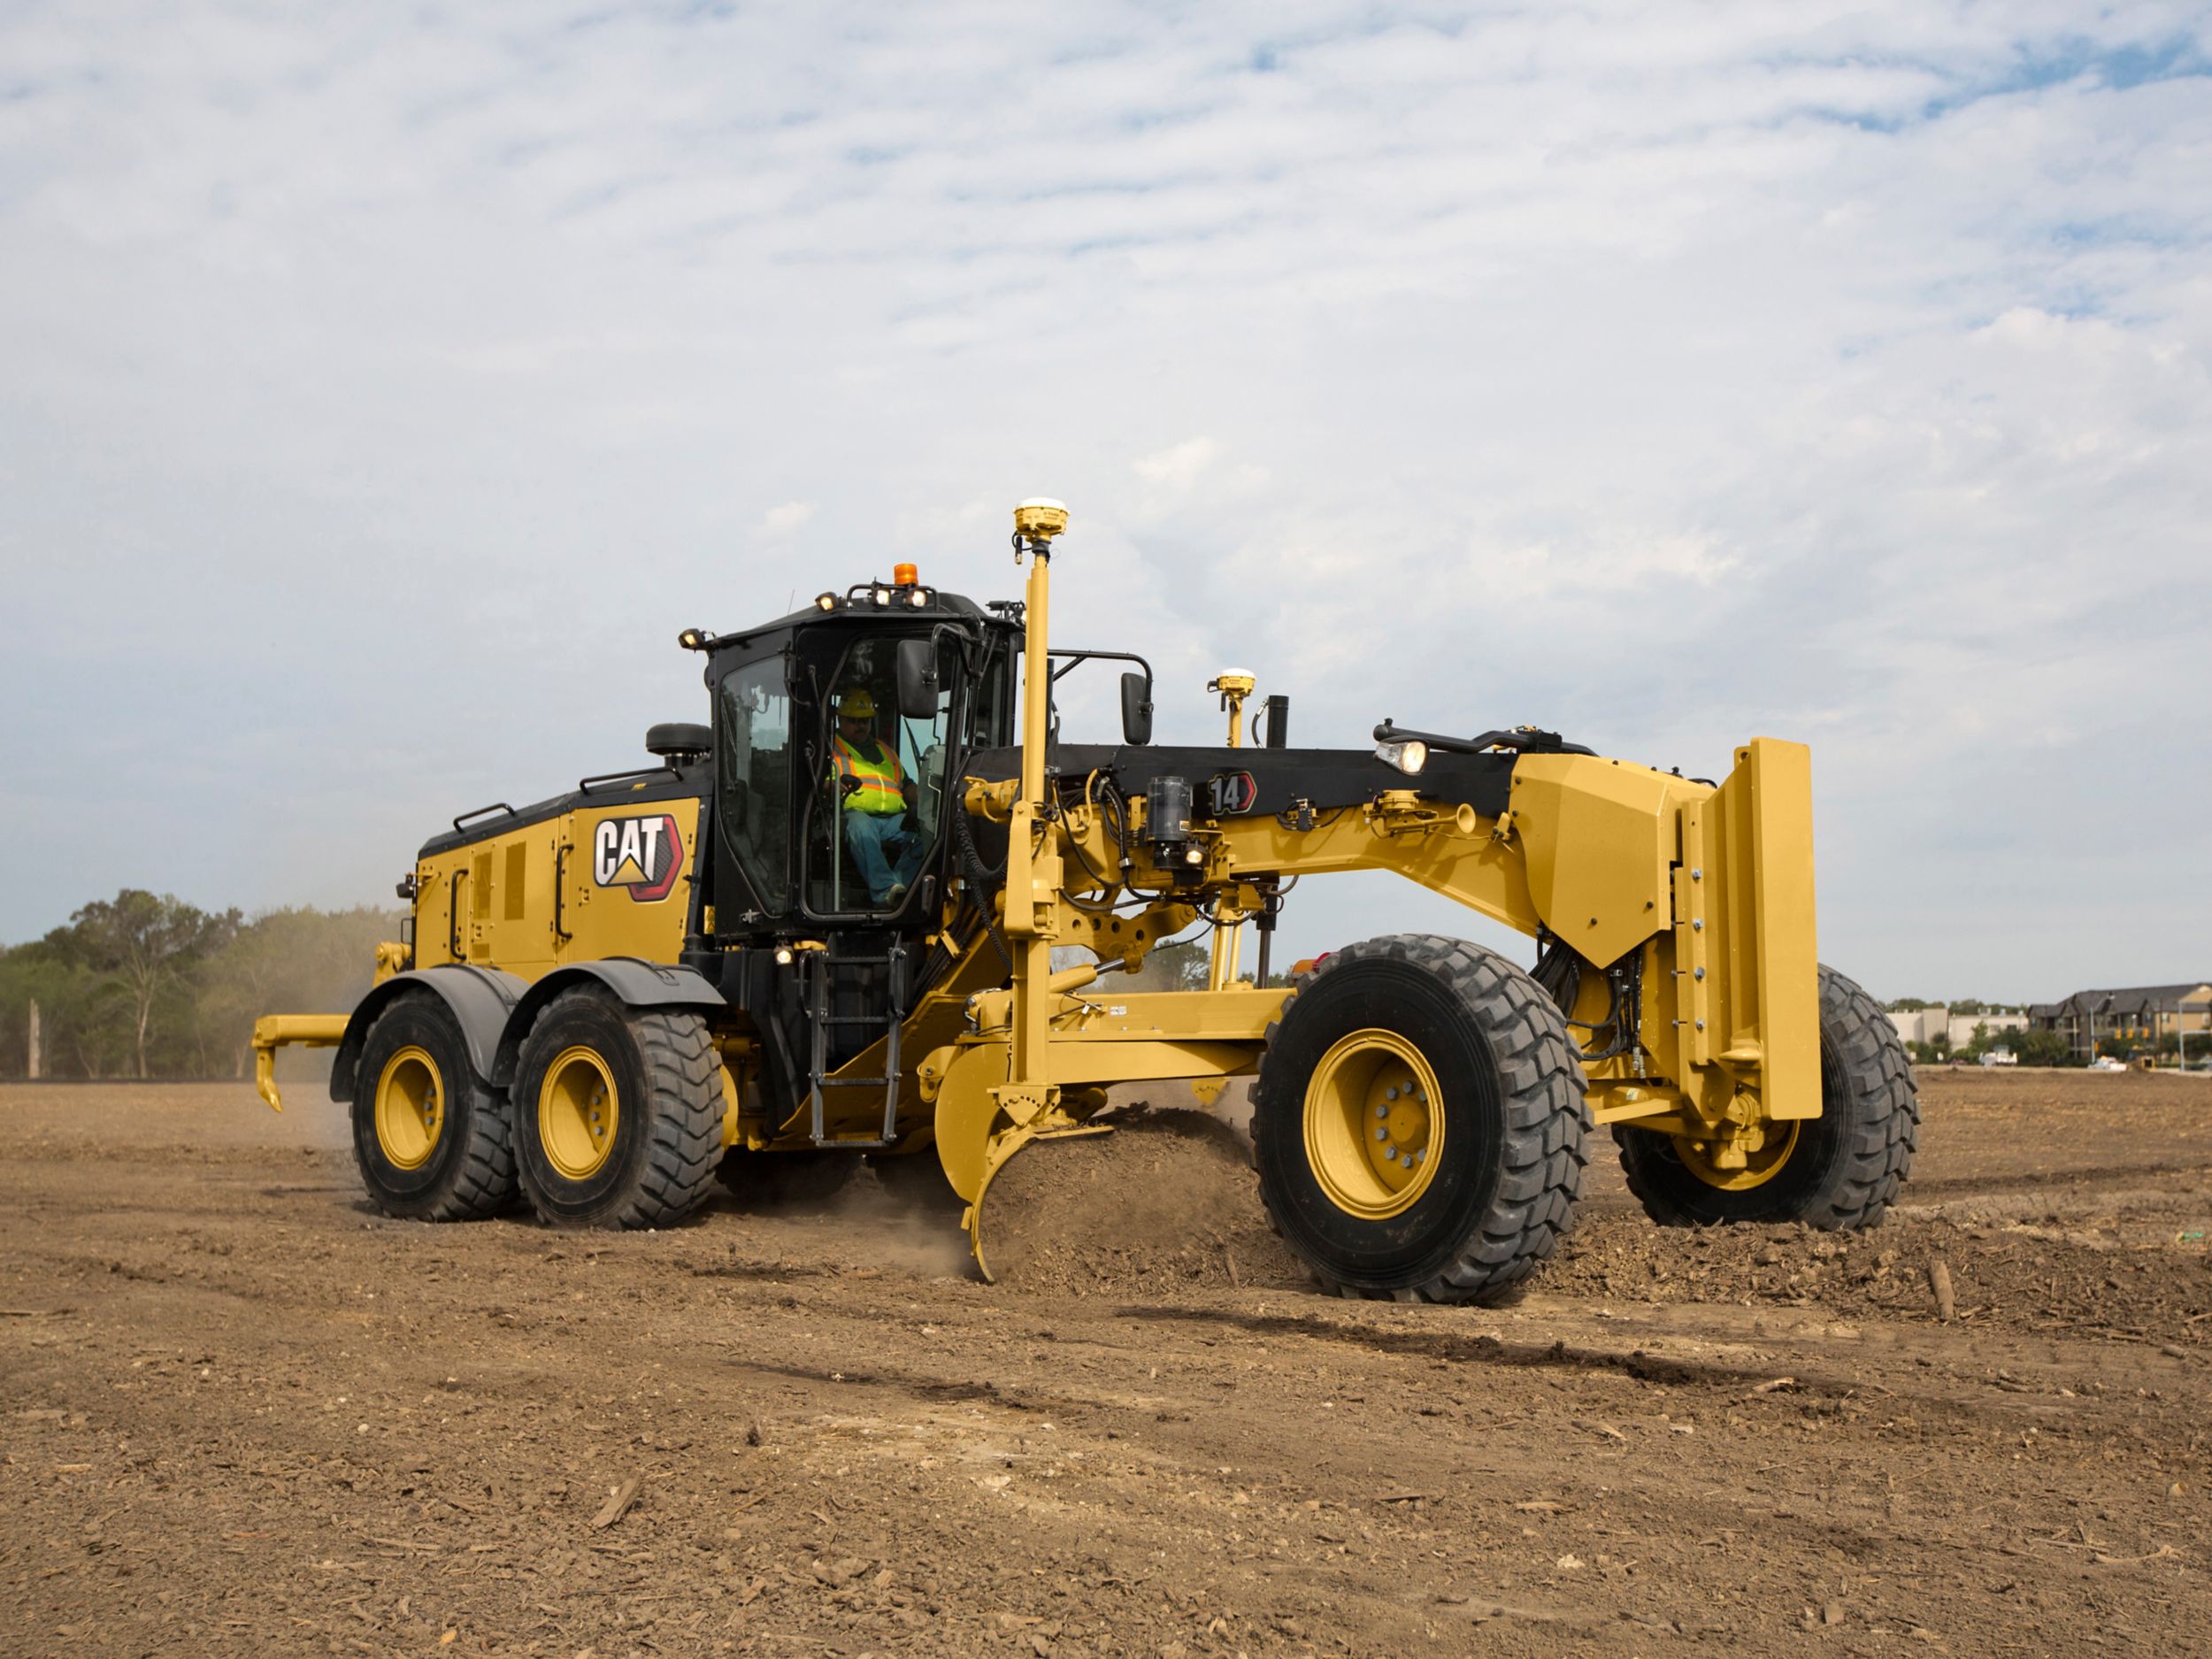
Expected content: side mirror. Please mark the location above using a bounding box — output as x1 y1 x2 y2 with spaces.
1120 672 1154 746
895 639 939 719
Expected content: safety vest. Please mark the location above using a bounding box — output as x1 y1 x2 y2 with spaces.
831 734 906 815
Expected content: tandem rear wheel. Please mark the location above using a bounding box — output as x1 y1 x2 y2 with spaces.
350 993 515 1222
1613 964 1917 1229
511 988 724 1228
1252 934 1591 1305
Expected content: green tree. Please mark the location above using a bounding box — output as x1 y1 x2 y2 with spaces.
1955 1020 1999 1060
2010 1028 2077 1068
0 941 127 1078
1126 939 1210 993
4 895 407 1079
59 891 240 1079
196 906 399 1077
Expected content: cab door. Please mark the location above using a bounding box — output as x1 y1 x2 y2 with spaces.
713 652 799 922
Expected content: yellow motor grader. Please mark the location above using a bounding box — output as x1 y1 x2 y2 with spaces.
255 500 1915 1302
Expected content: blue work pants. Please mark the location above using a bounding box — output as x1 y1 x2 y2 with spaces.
842 810 924 903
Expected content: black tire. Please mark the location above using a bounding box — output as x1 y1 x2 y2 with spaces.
715 1148 856 1208
511 989 722 1228
1251 934 1590 1304
1613 964 1916 1229
350 994 514 1222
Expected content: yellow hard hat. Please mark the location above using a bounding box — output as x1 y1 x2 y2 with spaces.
838 688 877 718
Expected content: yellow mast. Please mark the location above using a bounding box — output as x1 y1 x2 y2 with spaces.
995 498 1071 1130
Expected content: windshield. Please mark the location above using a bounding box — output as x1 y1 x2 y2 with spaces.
810 636 957 915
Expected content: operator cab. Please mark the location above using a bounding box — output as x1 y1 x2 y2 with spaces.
703 567 1017 936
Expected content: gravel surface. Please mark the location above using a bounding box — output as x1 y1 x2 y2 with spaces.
4 1068 2208 1656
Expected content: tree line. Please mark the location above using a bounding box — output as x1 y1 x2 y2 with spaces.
0 891 401 1080
0 896 1292 1084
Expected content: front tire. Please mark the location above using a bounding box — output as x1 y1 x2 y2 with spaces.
512 989 722 1228
350 994 514 1221
1613 964 1916 1228
1251 934 1589 1304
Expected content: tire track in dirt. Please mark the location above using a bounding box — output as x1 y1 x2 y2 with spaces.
5 1071 2210 1657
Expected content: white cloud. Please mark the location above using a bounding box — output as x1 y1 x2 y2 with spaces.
0 1 2207 996
1133 437 1218 488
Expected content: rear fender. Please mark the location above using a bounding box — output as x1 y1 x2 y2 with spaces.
331 964 528 1102
490 957 726 1087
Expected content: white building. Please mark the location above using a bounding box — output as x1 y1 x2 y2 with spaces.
1886 1007 1947 1046
1947 1010 2027 1048
1884 1005 2030 1049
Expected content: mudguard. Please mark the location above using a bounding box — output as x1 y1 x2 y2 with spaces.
330 964 528 1102
489 956 726 1087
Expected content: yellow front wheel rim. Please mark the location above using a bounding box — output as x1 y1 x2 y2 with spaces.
1302 1029 1445 1219
1677 1121 1801 1191
539 1047 619 1181
374 1045 444 1171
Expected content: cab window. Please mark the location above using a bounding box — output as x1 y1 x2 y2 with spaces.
810 636 956 915
716 657 794 912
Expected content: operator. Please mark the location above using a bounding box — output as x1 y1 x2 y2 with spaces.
830 688 925 906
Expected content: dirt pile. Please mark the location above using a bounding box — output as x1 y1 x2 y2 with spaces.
977 1106 1308 1296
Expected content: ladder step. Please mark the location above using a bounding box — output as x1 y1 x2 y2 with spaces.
803 940 907 1152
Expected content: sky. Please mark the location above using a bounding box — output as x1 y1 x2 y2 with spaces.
2 1 2208 1003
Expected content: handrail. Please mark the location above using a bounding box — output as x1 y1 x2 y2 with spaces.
578 764 680 794
452 802 517 832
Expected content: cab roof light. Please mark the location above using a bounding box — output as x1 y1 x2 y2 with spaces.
814 592 838 611
894 562 919 586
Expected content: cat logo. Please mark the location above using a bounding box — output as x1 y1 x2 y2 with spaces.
592 813 683 902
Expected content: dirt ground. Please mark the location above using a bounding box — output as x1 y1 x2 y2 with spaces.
4 1068 2209 1658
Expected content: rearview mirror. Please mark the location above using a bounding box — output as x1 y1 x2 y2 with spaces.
1120 671 1154 746
895 639 939 719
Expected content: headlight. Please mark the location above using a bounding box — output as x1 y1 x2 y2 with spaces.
1375 739 1427 775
